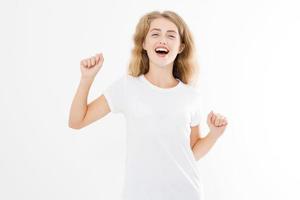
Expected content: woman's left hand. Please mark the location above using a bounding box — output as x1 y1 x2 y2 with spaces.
207 111 228 138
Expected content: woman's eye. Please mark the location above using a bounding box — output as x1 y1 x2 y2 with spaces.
152 34 159 36
168 35 175 38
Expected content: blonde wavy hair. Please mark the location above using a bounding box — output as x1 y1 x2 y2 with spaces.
127 10 200 86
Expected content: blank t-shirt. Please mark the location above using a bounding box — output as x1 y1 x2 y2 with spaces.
103 74 204 200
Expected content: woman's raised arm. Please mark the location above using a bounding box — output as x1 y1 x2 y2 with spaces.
68 53 111 129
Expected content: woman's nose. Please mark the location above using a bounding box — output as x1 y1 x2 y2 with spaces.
159 40 167 45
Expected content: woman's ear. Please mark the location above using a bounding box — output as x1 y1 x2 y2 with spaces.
142 42 146 50
179 43 185 53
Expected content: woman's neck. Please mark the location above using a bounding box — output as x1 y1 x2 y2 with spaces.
144 62 179 88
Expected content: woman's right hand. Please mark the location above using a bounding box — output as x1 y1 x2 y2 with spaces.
80 53 104 79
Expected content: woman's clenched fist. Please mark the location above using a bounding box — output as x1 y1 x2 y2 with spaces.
80 53 104 79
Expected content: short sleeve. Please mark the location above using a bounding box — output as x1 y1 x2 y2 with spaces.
190 92 203 127
102 75 127 114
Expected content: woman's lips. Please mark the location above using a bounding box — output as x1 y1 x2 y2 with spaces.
156 52 167 57
154 50 169 58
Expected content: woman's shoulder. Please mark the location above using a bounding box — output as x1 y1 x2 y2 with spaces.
180 81 201 96
116 74 142 89
124 74 141 84
115 73 139 82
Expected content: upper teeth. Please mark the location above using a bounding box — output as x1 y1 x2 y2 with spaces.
155 47 168 52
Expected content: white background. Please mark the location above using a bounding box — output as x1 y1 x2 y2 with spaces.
1 0 299 199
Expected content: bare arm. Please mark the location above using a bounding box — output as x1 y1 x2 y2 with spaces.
190 125 218 161
68 77 92 129
68 77 112 129
68 53 111 129
190 125 202 150
192 131 219 161
192 111 228 161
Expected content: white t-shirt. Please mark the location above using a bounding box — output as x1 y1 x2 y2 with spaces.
103 74 204 200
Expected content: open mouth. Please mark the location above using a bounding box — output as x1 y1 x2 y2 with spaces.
155 47 169 57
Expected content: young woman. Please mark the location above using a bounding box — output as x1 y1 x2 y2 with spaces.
69 10 228 200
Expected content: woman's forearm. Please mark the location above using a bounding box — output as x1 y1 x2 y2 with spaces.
192 131 219 161
68 77 94 128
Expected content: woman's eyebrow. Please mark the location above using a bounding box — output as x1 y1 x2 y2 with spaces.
150 28 178 34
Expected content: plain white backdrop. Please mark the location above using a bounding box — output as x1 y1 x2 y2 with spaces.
1 0 300 199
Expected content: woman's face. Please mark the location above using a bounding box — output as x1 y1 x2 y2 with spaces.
143 17 184 68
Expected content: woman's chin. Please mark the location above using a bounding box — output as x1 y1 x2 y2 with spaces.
148 55 175 68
